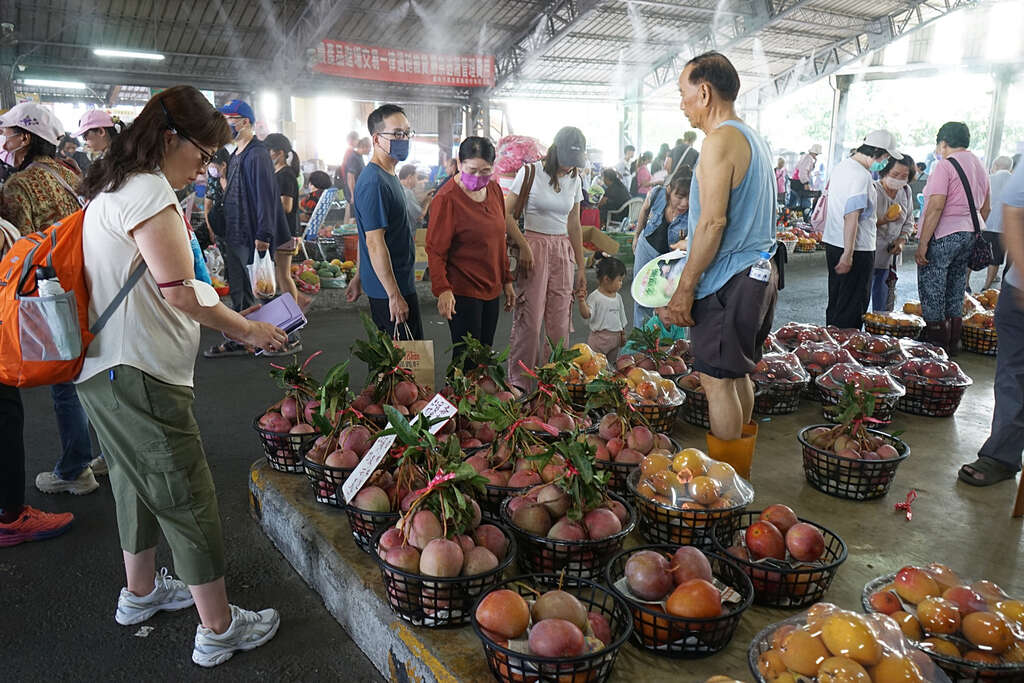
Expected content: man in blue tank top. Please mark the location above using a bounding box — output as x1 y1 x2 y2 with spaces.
660 52 778 478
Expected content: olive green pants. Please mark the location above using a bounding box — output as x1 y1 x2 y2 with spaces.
78 365 225 585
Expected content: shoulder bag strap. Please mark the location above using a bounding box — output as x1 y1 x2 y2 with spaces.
29 162 85 208
513 163 536 220
89 262 149 336
947 157 981 236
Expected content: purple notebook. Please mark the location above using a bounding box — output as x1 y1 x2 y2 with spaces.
232 293 306 351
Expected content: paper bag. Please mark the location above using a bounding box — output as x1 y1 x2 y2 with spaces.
396 339 435 390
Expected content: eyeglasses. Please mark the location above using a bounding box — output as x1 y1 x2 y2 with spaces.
159 100 216 166
378 129 415 140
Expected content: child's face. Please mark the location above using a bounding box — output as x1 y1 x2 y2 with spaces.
602 275 624 293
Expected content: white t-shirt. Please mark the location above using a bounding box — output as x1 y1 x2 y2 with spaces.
823 157 877 252
510 162 584 235
79 173 200 387
586 290 628 333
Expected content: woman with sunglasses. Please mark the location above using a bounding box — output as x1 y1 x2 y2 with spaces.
75 86 287 666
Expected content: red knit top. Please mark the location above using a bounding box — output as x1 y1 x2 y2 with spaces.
426 179 512 300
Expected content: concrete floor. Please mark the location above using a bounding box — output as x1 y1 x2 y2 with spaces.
7 249 1022 681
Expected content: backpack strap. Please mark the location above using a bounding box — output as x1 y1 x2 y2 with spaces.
947 157 982 236
512 162 536 220
28 162 85 208
89 262 148 336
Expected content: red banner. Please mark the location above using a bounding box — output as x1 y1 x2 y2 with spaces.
314 40 494 88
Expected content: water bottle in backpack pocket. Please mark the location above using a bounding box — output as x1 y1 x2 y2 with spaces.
19 266 82 362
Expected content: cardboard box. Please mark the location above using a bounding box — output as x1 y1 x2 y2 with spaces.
414 229 429 281
415 228 427 246
581 226 620 255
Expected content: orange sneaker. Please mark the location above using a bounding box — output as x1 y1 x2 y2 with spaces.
0 506 74 547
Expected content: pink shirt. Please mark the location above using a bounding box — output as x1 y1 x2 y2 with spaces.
923 150 990 239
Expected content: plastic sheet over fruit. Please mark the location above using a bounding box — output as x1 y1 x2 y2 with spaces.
890 358 972 388
964 309 995 329
635 450 754 512
568 343 612 385
774 322 834 350
862 311 926 331
898 338 948 360
816 363 905 398
493 135 546 176
793 341 856 375
762 333 785 354
841 331 906 366
622 367 685 406
748 603 953 682
751 352 810 386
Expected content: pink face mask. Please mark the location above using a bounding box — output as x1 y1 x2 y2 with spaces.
461 171 491 191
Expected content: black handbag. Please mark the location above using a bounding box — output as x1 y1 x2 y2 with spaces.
947 156 994 271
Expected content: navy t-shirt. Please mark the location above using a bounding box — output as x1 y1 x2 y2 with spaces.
353 162 416 299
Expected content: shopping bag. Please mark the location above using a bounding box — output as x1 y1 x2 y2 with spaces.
249 250 277 300
393 324 435 390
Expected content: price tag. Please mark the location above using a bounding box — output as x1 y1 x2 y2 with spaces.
341 393 457 504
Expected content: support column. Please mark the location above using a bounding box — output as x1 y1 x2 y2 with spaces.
437 106 455 167
468 96 490 138
622 84 641 159
0 24 16 110
827 75 853 173
986 69 1013 165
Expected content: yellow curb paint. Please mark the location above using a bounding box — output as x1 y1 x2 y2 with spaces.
391 622 458 683
251 467 265 490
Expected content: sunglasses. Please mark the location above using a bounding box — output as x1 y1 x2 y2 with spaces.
160 100 216 166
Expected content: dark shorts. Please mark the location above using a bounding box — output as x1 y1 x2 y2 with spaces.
983 231 1005 266
691 265 779 379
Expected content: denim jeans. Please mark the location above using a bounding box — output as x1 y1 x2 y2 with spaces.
224 242 256 312
51 382 94 480
871 268 894 312
978 284 1024 472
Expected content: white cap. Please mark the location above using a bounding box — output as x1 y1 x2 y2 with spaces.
0 102 64 146
809 144 822 155
863 130 903 160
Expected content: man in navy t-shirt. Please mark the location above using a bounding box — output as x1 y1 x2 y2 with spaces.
347 103 422 340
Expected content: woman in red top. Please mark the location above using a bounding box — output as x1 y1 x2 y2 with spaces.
427 137 515 355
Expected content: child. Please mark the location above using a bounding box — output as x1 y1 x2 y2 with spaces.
578 257 629 362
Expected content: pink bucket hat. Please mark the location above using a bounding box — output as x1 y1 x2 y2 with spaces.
74 109 115 137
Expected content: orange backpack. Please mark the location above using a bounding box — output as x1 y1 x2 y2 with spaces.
0 209 146 387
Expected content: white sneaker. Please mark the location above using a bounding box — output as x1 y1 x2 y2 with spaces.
35 467 99 495
115 567 195 625
90 457 108 476
192 604 280 668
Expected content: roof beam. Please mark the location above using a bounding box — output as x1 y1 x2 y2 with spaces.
489 0 605 92
740 0 977 109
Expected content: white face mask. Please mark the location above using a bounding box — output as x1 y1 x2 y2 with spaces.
883 176 908 190
0 135 27 166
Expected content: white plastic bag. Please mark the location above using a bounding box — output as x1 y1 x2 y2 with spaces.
204 245 225 281
248 250 277 299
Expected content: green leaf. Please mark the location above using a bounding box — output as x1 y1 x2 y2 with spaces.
383 405 418 446
310 412 334 437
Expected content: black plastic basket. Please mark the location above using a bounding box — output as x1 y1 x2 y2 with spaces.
345 505 401 553
626 469 748 550
896 381 970 417
630 402 683 433
605 547 753 658
678 385 710 429
594 436 680 496
711 511 847 608
499 493 635 582
252 415 318 473
753 381 805 416
798 424 910 500
478 482 530 521
301 457 354 507
471 573 633 683
862 573 1024 682
819 388 901 423
566 382 588 408
961 325 998 355
373 525 516 628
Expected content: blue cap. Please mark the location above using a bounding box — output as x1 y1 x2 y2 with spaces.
217 99 255 123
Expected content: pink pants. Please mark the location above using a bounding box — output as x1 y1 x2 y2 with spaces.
508 231 574 389
587 329 624 363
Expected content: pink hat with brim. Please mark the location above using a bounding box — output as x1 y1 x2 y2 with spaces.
0 102 63 146
74 109 115 137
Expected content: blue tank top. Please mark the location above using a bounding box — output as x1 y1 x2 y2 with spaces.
687 120 777 299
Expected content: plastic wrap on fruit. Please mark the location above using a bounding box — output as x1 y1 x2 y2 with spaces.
624 367 684 406
824 326 861 345
751 353 810 386
841 332 906 365
890 358 972 388
963 293 985 317
975 288 999 310
762 333 785 355
862 310 926 331
635 448 754 512
815 363 905 398
774 322 834 350
964 309 995 330
493 135 546 176
793 341 856 376
568 343 610 383
751 603 953 682
898 338 948 360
